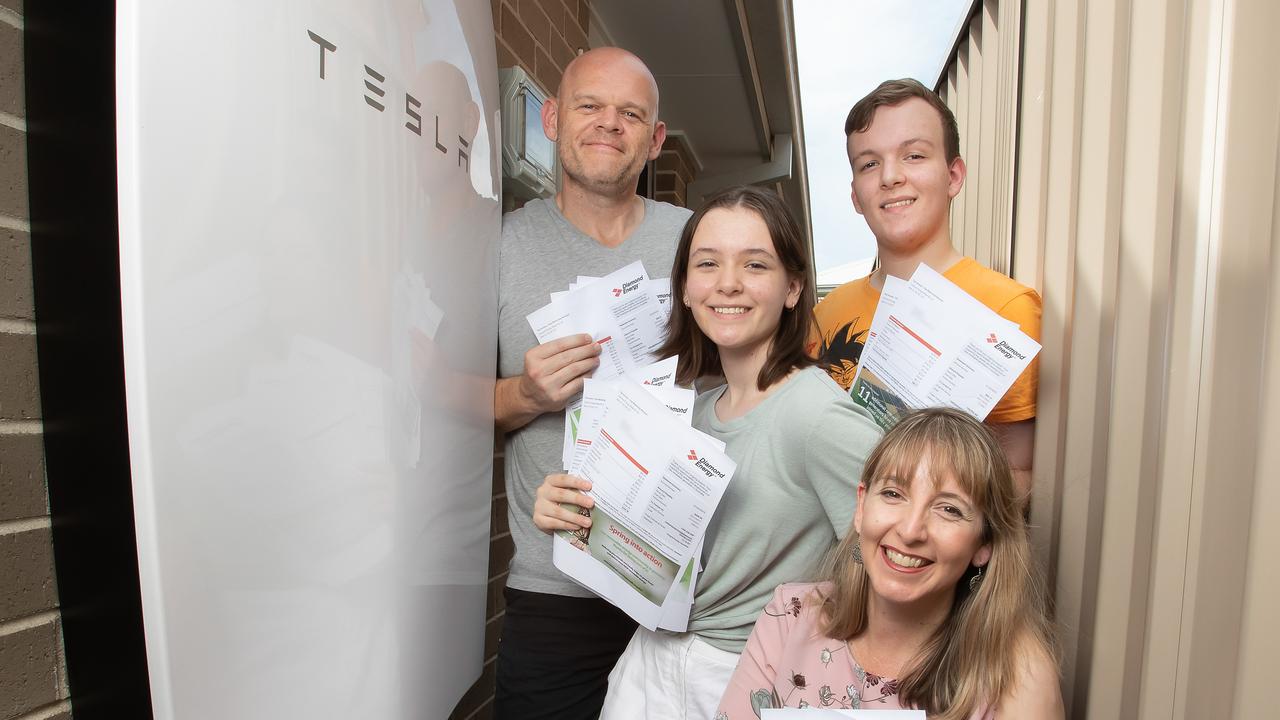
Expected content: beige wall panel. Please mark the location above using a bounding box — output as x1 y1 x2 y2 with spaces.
1029 0 1086 713
987 0 1279 716
1233 110 1280 718
993 0 1019 274
1128 5 1206 720
975 0 998 269
1029 0 1090 712
963 16 983 259
1136 1 1211 716
1012 0 1051 289
1058 3 1130 716
1086 1 1189 718
1018 0 1057 583
954 45 971 249
1155 5 1224 717
1176 0 1280 716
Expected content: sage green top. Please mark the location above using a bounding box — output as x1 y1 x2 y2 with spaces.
688 367 881 653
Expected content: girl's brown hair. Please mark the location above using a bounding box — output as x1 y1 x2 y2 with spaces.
817 408 1056 718
658 185 816 389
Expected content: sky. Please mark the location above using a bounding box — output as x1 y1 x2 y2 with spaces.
795 0 971 283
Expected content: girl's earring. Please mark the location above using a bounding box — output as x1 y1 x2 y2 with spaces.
851 541 864 565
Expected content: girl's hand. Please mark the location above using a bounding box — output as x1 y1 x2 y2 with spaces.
532 474 595 533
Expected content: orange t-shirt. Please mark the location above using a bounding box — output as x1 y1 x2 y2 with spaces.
807 257 1041 424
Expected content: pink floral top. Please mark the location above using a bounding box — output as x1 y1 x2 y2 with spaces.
714 583 994 719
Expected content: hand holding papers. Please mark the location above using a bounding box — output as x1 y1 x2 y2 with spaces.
526 260 671 380
526 260 679 469
850 264 1040 429
552 381 735 631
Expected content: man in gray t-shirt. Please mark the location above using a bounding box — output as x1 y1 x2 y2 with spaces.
493 47 690 720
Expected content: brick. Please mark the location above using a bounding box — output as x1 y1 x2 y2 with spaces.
517 0 551 50
560 0 577 34
0 333 39 420
0 124 28 220
536 0 566 34
0 617 62 717
549 30 575 73
0 433 46 521
0 2 21 15
0 527 58 622
448 661 495 720
562 7 589 54
655 171 683 193
486 533 514 578
655 190 684 208
489 493 508 538
483 614 501 660
500 5 537 72
577 0 591 35
489 0 500 32
533 46 560 100
495 37 517 70
0 23 22 118
0 228 34 319
486 574 507 618
657 150 693 183
470 700 494 720
491 459 504 496
661 137 698 180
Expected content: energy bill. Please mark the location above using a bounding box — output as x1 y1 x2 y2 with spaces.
552 381 734 631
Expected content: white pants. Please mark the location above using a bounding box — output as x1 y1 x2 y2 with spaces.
599 628 741 720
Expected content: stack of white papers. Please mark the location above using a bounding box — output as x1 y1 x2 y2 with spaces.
527 261 721 630
850 264 1041 430
526 260 672 380
567 356 691 474
552 380 734 631
525 261 675 467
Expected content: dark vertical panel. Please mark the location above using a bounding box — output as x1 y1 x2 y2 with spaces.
24 1 153 716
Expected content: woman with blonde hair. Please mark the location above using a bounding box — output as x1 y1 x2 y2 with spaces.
715 408 1063 718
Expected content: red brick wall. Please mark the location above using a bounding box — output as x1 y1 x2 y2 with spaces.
493 0 591 95
655 138 698 208
0 2 74 719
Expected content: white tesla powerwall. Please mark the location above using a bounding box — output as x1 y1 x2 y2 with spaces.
115 1 500 717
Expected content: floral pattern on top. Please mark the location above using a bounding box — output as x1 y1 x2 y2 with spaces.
714 583 992 719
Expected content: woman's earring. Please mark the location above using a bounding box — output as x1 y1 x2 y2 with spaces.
852 541 864 565
969 565 983 591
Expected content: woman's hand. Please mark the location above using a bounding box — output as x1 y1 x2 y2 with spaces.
532 474 595 534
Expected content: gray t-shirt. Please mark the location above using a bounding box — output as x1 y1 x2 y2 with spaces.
498 196 691 596
688 366 882 652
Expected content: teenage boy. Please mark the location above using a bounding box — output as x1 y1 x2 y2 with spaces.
811 78 1040 498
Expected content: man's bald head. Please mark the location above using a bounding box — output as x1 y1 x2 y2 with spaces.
541 46 666 198
557 47 660 121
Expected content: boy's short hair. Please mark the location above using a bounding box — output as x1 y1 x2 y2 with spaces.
844 78 961 163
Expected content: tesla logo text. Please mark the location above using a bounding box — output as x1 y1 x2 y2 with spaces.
307 30 470 172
